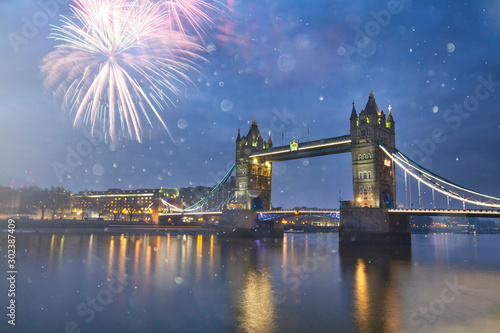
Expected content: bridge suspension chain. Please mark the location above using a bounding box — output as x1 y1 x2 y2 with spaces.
379 142 500 209
161 164 236 213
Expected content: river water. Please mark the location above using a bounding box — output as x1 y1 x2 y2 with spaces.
1 232 500 333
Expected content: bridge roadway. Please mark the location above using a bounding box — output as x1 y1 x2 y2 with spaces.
159 211 222 216
259 209 340 215
160 208 500 218
249 134 351 162
261 208 500 218
388 208 500 218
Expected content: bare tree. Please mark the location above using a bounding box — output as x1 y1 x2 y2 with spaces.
46 186 71 219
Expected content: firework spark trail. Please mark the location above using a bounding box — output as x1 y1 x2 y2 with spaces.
161 0 224 40
41 0 206 143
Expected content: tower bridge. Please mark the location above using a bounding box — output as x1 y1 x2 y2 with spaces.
231 90 396 212
161 90 500 245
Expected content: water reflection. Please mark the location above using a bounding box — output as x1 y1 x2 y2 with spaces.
354 258 370 332
340 246 411 333
58 234 65 269
196 235 203 282
87 233 94 267
108 236 115 277
8 233 500 333
49 234 56 265
133 237 141 280
219 239 279 333
118 235 127 279
239 269 277 333
209 234 214 277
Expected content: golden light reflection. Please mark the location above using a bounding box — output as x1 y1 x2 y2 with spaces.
354 258 370 332
134 239 141 280
87 234 94 267
49 234 56 266
58 235 65 267
155 235 161 254
118 234 127 278
155 235 164 269
108 237 115 277
209 235 214 277
239 269 277 333
152 235 161 273
181 235 190 276
167 234 171 253
145 243 152 288
282 236 287 273
196 235 203 282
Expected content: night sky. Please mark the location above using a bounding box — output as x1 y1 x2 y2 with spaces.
1 0 499 209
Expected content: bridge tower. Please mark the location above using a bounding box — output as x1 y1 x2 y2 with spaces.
234 120 273 210
350 90 397 208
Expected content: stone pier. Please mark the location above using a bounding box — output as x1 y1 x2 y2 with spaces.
219 210 284 238
339 207 411 246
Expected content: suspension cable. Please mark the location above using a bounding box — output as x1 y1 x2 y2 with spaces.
161 164 236 212
378 143 500 208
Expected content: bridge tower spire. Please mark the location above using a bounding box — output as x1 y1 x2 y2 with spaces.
233 120 272 210
350 91 397 208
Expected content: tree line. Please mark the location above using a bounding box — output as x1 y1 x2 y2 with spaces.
0 186 71 219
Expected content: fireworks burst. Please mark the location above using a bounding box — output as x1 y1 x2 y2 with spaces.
161 0 225 40
41 0 207 143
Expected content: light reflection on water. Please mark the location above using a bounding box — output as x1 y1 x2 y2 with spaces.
354 258 369 332
2 233 500 332
239 269 277 333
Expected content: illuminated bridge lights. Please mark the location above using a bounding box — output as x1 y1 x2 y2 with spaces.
159 138 500 217
249 135 352 162
389 209 500 217
257 209 341 221
379 142 500 209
